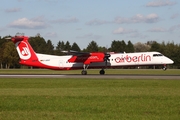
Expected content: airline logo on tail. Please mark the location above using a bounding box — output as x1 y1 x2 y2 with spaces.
15 41 31 60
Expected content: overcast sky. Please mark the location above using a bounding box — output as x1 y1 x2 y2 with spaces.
0 0 180 49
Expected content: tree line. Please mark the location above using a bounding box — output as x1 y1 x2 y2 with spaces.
0 35 179 69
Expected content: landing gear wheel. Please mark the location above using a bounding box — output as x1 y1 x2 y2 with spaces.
162 64 167 71
81 70 87 75
99 69 105 75
81 64 89 75
163 67 167 71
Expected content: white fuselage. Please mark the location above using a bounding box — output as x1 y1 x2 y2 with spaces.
36 51 174 70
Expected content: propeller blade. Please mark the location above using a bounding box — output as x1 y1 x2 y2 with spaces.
104 53 111 69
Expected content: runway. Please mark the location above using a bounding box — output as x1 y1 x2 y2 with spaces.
0 74 180 79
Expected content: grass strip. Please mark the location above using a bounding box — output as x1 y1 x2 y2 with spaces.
0 69 180 75
0 78 180 120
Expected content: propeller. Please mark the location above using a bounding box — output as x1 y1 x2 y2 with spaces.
104 53 111 68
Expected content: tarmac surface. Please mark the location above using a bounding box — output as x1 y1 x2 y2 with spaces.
0 74 180 79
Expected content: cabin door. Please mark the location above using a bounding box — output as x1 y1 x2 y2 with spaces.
59 60 64 69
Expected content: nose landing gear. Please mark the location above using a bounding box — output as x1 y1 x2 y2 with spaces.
163 67 167 71
163 64 167 71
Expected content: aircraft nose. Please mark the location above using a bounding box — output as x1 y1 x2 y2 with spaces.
167 58 174 64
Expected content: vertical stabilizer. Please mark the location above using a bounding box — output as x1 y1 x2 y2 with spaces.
12 35 39 66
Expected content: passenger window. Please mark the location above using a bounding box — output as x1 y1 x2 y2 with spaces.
153 54 157 57
153 54 163 57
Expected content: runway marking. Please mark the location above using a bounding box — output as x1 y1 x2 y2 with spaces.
0 74 180 79
0 75 65 78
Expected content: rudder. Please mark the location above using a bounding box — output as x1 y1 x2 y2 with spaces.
12 35 39 66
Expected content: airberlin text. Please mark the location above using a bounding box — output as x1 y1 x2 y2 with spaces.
115 54 151 63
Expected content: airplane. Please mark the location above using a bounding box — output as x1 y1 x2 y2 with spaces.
11 35 174 75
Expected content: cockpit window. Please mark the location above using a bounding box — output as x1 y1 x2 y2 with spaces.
153 54 163 57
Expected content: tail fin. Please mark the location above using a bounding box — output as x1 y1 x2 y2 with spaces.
12 35 39 66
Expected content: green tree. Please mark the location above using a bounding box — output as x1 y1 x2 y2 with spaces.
2 41 19 68
64 41 71 51
0 37 6 68
71 42 81 51
176 44 180 68
46 40 54 54
98 46 108 52
134 42 150 52
110 40 118 52
149 41 162 52
126 40 134 53
56 41 65 50
164 42 179 68
29 36 47 53
110 40 127 53
121 40 127 52
85 40 99 52
0 36 15 68
54 41 66 55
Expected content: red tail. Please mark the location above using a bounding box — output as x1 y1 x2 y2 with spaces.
12 36 39 66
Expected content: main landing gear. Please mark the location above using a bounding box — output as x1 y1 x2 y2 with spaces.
81 64 89 75
81 70 87 75
81 68 105 75
99 69 105 75
81 64 106 75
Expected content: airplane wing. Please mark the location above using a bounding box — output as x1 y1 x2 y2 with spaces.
67 51 111 65
61 50 90 56
69 50 90 56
